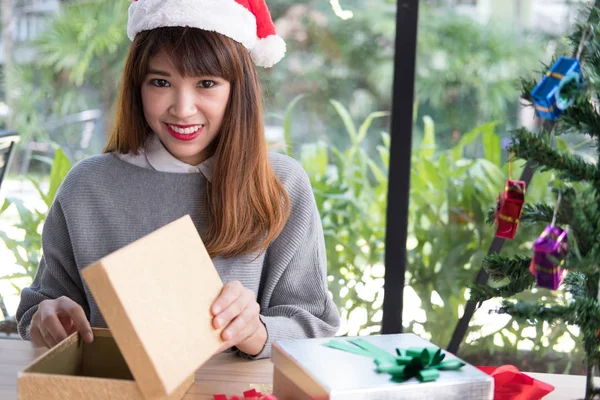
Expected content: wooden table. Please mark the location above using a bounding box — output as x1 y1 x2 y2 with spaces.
0 338 273 399
0 338 594 399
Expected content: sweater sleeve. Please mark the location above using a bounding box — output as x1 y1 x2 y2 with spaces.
239 160 341 359
15 198 89 340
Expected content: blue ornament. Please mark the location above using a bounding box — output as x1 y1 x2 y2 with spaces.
531 56 583 121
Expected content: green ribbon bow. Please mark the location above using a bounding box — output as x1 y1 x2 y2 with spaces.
323 338 465 382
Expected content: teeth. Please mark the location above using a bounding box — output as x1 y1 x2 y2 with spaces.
168 124 203 135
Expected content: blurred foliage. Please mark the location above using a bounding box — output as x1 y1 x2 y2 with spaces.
283 96 390 336
416 9 547 147
8 65 89 149
0 149 71 281
403 115 563 352
4 0 129 159
3 1 552 160
265 1 550 153
0 149 72 318
282 96 576 374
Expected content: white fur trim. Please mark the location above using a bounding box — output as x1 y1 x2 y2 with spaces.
127 0 257 50
250 35 286 68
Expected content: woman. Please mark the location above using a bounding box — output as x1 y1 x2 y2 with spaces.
16 0 340 359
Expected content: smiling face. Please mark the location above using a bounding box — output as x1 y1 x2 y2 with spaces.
106 28 292 257
141 50 232 165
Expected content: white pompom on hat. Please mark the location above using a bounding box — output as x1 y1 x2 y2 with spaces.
127 0 286 68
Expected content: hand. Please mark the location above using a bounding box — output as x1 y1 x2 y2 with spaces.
30 296 93 348
211 281 266 356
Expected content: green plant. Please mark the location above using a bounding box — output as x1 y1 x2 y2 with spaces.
407 115 559 343
35 0 129 123
264 1 549 156
282 96 575 372
4 0 130 149
281 95 389 335
416 7 547 143
0 149 72 319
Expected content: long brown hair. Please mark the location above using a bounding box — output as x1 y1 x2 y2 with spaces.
104 27 290 258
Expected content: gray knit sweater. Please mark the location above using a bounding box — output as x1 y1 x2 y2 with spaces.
16 152 340 359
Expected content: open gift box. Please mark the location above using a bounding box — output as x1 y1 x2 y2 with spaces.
18 215 225 400
272 333 494 400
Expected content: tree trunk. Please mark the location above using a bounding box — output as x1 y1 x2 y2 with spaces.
585 357 599 400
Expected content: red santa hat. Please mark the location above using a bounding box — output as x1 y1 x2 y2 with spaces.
127 0 285 68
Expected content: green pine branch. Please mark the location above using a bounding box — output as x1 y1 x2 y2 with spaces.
564 272 588 300
485 202 571 226
520 58 556 103
519 77 536 104
509 128 600 184
483 253 531 281
569 190 600 255
485 185 578 226
560 99 600 138
497 298 600 329
469 276 536 304
568 246 600 276
519 76 548 107
563 7 600 139
469 254 534 303
519 202 561 225
497 299 600 360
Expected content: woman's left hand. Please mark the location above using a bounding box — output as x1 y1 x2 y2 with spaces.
211 280 267 356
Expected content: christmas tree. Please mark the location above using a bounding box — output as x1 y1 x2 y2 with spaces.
469 4 600 399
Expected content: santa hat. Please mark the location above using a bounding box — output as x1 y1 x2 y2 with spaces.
127 0 285 68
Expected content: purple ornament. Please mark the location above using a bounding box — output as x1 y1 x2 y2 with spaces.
531 225 568 290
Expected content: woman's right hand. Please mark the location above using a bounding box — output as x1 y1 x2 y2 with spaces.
29 296 93 348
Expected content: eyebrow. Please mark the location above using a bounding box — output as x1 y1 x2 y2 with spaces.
147 68 171 77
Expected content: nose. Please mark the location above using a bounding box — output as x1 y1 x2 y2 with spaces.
169 88 197 120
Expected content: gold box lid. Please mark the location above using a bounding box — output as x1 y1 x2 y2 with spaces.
82 215 224 399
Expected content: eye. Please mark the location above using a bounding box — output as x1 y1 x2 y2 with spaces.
198 80 216 89
150 79 170 87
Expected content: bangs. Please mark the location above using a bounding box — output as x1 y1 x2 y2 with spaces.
134 27 238 83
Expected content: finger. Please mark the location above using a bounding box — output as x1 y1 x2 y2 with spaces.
211 281 243 317
216 342 234 354
39 325 58 348
214 289 256 329
221 300 259 343
40 306 68 345
221 303 260 343
58 314 76 335
214 295 247 330
29 311 46 347
57 297 93 343
29 325 47 348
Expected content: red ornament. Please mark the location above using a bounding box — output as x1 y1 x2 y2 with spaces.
494 179 526 240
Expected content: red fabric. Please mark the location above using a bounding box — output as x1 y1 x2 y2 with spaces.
234 0 277 39
477 365 555 400
213 390 278 400
247 0 277 39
